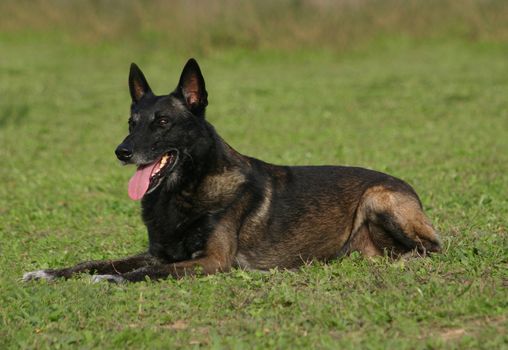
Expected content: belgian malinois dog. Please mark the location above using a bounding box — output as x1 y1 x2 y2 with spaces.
23 59 441 283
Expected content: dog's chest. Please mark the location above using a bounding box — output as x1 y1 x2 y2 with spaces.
141 192 215 262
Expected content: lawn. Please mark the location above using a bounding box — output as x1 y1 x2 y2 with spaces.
1 31 507 348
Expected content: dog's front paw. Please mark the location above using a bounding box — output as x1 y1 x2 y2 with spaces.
91 274 126 284
22 270 56 282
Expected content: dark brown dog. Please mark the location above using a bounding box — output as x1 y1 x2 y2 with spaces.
23 58 440 283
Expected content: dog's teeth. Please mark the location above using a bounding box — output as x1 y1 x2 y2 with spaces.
158 155 169 170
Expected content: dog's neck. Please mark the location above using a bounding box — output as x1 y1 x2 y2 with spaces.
195 122 250 194
140 121 250 261
160 121 250 209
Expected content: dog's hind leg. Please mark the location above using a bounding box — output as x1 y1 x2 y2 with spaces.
349 185 441 257
347 223 383 257
22 253 157 282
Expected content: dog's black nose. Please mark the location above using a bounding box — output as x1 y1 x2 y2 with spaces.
115 145 133 161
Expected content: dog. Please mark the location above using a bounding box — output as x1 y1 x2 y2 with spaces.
23 58 441 283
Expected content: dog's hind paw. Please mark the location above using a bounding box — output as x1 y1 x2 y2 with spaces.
22 270 56 282
91 274 126 284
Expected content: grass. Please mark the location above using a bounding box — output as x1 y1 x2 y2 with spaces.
1 0 508 52
1 26 508 350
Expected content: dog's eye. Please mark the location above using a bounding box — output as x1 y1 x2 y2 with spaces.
158 118 169 126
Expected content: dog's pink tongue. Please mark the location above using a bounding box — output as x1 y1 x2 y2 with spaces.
128 162 159 200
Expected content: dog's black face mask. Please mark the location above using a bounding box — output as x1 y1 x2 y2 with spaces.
115 59 211 200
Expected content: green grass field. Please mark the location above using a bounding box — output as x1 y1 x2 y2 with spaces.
1 16 508 350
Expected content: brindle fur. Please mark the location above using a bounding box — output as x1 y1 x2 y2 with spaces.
23 59 441 283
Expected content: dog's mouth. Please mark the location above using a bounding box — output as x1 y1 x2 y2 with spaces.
128 150 178 200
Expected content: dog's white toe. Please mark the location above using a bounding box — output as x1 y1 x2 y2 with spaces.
91 274 126 284
22 270 55 282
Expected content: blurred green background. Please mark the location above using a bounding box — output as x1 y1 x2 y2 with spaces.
2 0 508 52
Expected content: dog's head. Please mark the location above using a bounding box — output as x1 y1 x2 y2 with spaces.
116 59 212 200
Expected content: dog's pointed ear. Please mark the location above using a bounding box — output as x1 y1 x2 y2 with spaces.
176 58 208 115
129 63 152 103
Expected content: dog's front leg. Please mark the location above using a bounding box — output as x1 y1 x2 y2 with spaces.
96 223 238 283
22 253 158 282
109 255 228 282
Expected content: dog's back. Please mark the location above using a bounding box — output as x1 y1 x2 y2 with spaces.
199 156 441 270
